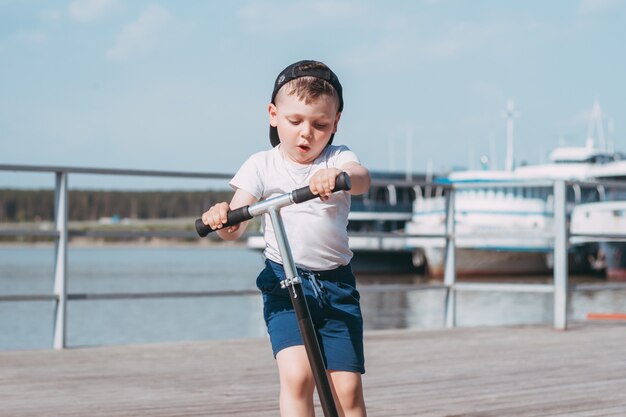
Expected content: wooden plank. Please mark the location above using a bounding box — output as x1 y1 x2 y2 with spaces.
0 323 625 416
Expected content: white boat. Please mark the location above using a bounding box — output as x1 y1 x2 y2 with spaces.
406 101 617 276
570 160 626 281
406 170 595 276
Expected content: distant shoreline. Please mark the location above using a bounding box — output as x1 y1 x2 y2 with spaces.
0 238 249 249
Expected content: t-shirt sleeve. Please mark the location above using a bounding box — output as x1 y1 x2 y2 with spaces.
230 154 264 199
331 145 360 168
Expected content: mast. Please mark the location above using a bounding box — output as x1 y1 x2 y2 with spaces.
405 125 413 181
504 99 520 172
587 100 606 152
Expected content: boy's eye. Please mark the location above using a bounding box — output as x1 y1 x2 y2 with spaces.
315 123 329 129
288 119 301 125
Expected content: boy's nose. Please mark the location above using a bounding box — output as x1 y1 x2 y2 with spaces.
300 123 313 138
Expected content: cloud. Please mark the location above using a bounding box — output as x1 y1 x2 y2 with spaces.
577 0 623 15
40 10 63 22
68 0 115 22
469 81 506 103
4 30 48 46
341 20 511 71
238 1 365 32
106 5 170 61
23 31 47 44
309 0 362 17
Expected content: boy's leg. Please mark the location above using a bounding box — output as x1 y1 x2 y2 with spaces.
276 345 315 417
328 371 367 417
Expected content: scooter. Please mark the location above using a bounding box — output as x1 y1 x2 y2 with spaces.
195 172 351 417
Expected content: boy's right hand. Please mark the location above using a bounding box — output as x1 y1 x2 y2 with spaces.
201 202 240 233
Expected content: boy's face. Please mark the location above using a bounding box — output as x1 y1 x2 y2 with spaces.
269 92 341 164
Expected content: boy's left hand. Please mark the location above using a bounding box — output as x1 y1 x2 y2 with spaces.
309 168 342 201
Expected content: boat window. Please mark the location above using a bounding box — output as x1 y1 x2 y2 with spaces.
566 186 577 203
580 186 600 203
607 187 626 201
374 187 389 204
523 187 531 198
396 186 416 204
407 187 416 202
392 185 415 212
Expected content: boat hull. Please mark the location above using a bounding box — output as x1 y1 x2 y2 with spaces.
417 247 552 277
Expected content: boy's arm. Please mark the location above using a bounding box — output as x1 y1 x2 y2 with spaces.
341 161 371 195
202 188 258 241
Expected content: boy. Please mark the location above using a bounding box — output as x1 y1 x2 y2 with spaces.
202 60 370 417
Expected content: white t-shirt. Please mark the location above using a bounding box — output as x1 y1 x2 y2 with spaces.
230 144 360 271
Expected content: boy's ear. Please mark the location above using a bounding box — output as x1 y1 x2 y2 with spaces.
268 103 278 127
332 112 342 133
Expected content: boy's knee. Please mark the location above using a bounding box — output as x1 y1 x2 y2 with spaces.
329 372 364 410
280 364 315 396
277 347 315 396
336 385 361 408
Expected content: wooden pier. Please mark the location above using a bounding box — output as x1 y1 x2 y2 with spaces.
1 323 625 416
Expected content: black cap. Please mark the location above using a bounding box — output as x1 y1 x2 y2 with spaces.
269 60 344 147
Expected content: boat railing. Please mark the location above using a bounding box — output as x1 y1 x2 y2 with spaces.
1 164 626 350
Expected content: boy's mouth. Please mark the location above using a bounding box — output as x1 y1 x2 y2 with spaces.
297 145 310 153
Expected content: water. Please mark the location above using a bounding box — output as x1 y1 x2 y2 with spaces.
1 245 624 351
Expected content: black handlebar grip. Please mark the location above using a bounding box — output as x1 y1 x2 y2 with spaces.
195 205 253 237
291 172 352 204
334 171 352 192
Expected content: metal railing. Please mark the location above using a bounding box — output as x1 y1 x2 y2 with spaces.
1 163 626 349
1 164 232 349
438 180 569 329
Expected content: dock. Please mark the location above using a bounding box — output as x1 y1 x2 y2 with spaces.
1 323 625 416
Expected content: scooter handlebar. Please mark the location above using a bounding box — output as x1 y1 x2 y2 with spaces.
194 172 351 238
195 206 252 238
291 171 351 203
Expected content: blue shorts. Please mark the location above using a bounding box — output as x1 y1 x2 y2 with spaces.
256 259 365 374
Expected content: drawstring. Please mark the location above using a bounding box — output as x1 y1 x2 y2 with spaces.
299 268 329 308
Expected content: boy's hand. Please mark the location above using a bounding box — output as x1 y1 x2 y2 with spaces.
309 168 342 201
201 202 240 233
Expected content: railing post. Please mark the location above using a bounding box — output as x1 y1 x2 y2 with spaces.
443 186 457 328
553 180 568 330
53 171 68 349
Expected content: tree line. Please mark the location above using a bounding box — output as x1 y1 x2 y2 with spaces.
0 189 234 222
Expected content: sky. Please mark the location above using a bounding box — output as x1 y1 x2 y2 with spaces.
1 0 625 189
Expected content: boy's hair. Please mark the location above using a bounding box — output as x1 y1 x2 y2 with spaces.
269 60 344 147
275 76 340 109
